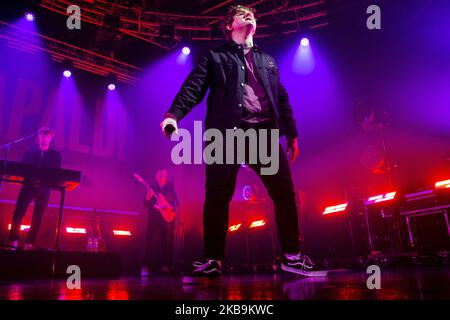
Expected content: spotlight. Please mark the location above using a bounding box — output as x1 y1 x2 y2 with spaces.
323 203 348 215
182 47 191 55
63 70 72 78
300 37 309 47
249 219 266 228
113 230 132 236
107 74 117 90
228 224 242 232
66 227 87 234
25 12 35 22
365 191 397 205
435 179 450 190
8 224 30 231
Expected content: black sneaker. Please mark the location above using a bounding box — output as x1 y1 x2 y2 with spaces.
182 259 222 284
281 254 328 277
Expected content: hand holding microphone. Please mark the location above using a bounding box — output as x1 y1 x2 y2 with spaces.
160 117 179 138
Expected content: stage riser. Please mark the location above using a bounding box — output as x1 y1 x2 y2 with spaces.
0 251 121 281
0 203 143 251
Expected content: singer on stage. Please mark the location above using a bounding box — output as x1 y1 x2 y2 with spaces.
6 127 61 251
160 5 326 282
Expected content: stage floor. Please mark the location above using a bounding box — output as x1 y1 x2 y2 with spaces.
0 267 449 300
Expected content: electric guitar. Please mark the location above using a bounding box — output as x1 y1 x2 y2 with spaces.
133 173 175 222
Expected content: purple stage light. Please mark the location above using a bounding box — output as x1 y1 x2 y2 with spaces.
301 38 310 47
25 12 35 22
63 70 72 78
293 36 315 74
108 83 116 91
182 47 191 55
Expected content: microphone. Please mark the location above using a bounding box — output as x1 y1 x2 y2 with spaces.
0 133 37 150
164 124 176 136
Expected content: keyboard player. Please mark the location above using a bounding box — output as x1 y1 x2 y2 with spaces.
6 127 61 251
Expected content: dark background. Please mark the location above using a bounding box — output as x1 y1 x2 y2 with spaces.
0 0 449 272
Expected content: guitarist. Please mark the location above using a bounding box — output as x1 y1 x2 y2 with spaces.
140 169 179 277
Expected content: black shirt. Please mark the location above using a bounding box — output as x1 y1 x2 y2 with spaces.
22 147 62 168
21 147 62 188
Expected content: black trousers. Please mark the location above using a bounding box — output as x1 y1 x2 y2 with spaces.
8 185 51 244
143 209 175 270
203 126 300 260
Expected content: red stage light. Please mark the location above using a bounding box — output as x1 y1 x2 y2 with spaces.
113 230 132 236
66 227 86 234
365 191 397 205
249 220 266 228
228 224 241 232
435 179 450 190
7 224 30 231
323 203 348 215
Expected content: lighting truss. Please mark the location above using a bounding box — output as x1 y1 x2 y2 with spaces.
40 0 328 49
0 20 141 84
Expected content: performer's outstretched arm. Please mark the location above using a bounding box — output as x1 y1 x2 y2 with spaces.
166 53 211 121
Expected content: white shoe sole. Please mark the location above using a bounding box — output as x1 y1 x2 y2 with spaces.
281 264 329 277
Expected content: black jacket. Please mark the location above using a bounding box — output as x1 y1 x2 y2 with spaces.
21 147 62 188
22 147 62 168
166 41 298 139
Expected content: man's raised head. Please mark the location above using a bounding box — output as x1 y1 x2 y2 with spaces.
222 5 257 40
36 126 55 151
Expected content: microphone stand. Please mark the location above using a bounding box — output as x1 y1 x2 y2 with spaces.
0 134 36 192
